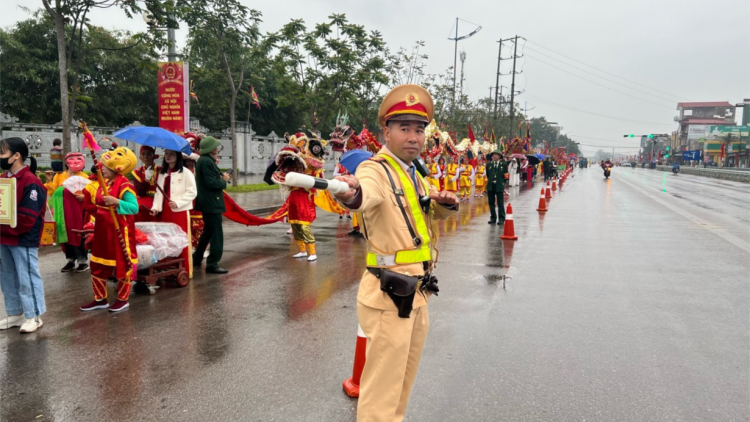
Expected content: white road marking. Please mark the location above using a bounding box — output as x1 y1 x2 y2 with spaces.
618 176 750 253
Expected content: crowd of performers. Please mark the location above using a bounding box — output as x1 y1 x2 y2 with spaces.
1 113 560 329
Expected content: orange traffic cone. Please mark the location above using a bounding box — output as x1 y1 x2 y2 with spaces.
551 176 557 191
500 203 518 240
342 324 367 398
545 182 552 199
537 187 548 212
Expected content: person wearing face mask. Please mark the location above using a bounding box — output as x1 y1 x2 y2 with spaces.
49 152 89 273
0 137 48 333
150 149 197 277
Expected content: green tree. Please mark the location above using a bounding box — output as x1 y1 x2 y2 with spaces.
0 11 61 124
182 0 263 183
40 0 173 153
1 11 159 128
274 14 394 133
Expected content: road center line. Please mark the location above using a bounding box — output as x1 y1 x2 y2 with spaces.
618 176 750 254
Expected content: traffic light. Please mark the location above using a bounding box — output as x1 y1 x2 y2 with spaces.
623 134 635 138
647 134 654 138
666 146 670 151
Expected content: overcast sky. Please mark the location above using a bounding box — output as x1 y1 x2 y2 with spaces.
3 0 749 155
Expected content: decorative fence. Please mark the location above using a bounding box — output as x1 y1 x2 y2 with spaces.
0 114 336 175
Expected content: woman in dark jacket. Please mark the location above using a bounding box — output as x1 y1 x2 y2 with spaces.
0 137 47 333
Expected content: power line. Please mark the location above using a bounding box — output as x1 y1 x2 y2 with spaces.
523 93 675 127
526 55 674 109
525 46 679 103
526 39 689 100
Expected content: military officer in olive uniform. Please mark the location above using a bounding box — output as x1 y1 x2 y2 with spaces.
334 84 459 422
485 149 509 224
192 136 231 274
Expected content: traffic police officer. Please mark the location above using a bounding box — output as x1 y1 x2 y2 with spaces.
485 149 508 224
334 84 459 422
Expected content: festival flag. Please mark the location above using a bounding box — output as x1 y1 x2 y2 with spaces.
189 80 199 104
490 129 496 144
499 137 506 152
468 124 476 143
249 85 261 109
80 124 100 152
720 142 726 159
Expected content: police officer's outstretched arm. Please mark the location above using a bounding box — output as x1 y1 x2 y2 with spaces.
428 185 459 220
333 161 388 211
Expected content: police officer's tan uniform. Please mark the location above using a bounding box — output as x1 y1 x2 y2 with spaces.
340 84 457 422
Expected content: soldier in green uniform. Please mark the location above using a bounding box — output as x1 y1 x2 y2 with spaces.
485 149 508 225
192 136 231 274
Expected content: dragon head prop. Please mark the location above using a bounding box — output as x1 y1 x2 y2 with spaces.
329 124 357 153
272 131 328 184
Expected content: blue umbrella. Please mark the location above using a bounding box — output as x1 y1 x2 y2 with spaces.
340 149 373 174
113 126 191 154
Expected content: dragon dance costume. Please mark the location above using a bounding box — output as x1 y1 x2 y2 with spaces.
271 132 329 261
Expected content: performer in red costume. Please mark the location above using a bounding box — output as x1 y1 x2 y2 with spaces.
79 146 139 313
132 146 160 222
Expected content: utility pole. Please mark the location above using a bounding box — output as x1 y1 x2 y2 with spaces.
452 17 458 111
493 40 502 121
488 86 494 118
459 51 466 97
508 35 520 139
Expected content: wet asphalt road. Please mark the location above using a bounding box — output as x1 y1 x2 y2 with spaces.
1 167 748 422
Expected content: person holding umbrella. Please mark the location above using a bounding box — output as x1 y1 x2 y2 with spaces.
486 150 508 225
150 150 197 277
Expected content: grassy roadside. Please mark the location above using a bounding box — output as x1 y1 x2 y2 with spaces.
225 182 279 193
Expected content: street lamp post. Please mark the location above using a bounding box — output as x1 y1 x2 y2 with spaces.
448 18 481 114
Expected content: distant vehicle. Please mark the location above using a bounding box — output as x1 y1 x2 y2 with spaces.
630 161 637 168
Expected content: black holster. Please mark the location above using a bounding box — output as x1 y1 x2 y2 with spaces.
368 268 418 318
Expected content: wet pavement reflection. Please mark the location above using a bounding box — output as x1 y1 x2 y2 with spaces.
1 168 748 421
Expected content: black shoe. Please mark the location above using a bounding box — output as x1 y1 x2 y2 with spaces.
339 215 343 219
75 263 90 273
488 220 496 224
348 229 363 237
206 267 229 274
192 255 202 267
497 220 504 225
61 262 76 272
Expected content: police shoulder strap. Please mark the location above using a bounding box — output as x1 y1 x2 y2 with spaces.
377 161 422 247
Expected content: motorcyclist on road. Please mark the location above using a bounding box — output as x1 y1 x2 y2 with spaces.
672 162 680 173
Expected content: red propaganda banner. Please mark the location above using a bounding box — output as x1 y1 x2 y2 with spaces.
157 62 190 133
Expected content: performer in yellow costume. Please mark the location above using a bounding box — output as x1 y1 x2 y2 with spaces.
444 156 458 193
457 156 474 202
474 158 487 197
424 155 441 191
